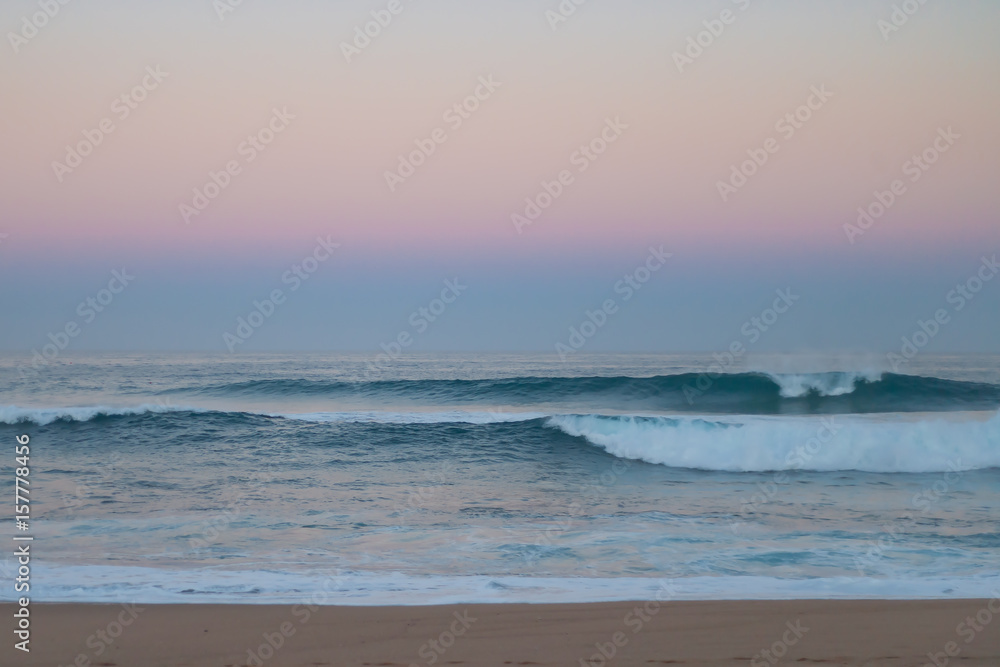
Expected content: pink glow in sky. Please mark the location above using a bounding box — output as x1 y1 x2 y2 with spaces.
2 0 998 259
2 0 999 352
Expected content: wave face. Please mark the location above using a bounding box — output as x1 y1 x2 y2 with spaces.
156 371 1000 415
0 403 207 426
547 413 1000 473
0 405 543 426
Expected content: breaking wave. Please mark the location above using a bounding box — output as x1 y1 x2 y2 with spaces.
547 412 1000 473
4 403 999 473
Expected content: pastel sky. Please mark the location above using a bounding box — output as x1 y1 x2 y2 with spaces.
1 0 999 353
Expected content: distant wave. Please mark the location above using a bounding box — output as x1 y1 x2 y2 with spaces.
0 404 544 426
158 372 1000 414
548 412 1000 473
0 404 208 426
273 410 549 424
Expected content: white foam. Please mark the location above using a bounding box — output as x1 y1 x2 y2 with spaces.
548 412 1000 473
764 370 883 398
0 404 206 426
17 563 1000 604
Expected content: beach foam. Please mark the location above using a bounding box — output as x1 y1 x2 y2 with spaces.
20 563 1000 604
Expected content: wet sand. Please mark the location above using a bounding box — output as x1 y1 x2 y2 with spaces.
4 598 999 666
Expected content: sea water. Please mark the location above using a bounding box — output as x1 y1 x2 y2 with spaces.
1 352 998 604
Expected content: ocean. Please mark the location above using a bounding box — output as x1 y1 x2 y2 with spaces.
2 352 999 604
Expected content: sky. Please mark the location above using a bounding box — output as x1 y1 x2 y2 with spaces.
1 0 999 354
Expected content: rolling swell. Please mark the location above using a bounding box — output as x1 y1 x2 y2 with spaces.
0 404 260 427
160 372 1000 414
5 406 998 473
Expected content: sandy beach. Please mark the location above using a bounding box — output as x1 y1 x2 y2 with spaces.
4 599 998 666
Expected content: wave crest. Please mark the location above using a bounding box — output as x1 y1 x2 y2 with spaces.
0 404 208 426
764 370 884 398
547 413 1000 473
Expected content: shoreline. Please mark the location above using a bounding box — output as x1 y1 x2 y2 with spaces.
5 599 999 666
